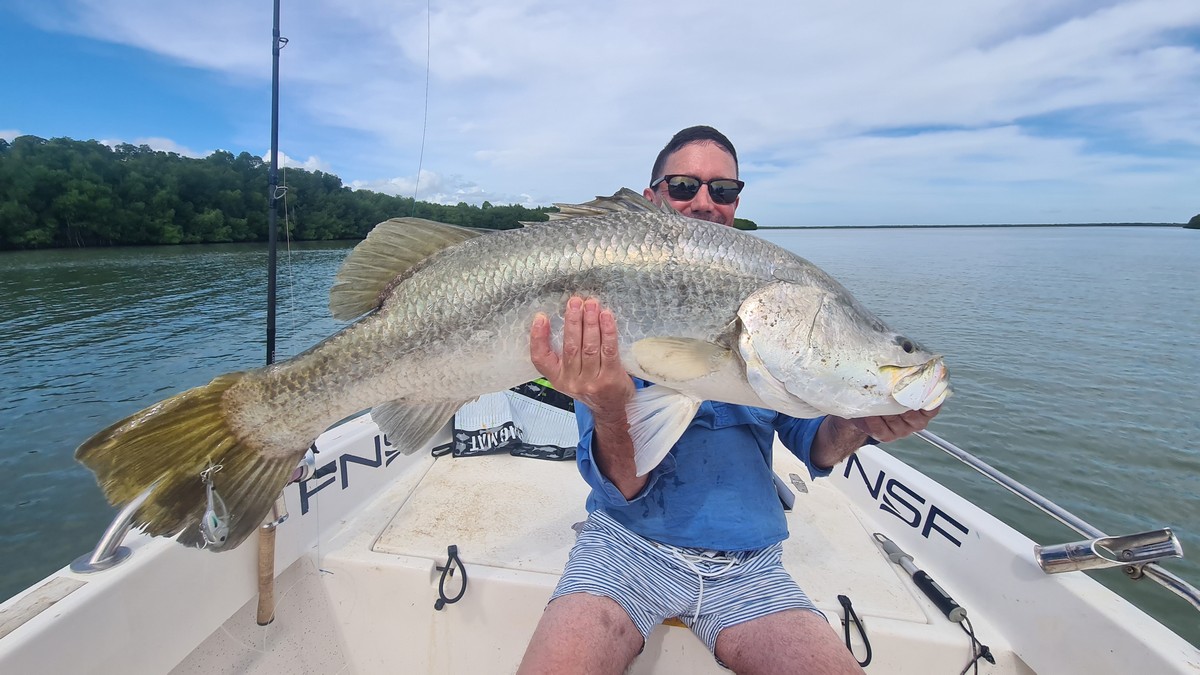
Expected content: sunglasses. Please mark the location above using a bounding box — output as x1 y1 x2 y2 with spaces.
650 174 744 205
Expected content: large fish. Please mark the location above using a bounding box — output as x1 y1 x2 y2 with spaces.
77 189 950 550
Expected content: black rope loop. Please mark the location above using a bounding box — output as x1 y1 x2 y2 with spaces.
838 594 872 667
434 544 468 610
958 616 995 675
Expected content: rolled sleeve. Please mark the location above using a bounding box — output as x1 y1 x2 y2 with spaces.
774 414 833 479
574 386 676 507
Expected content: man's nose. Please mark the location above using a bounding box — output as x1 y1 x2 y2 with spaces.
688 185 716 212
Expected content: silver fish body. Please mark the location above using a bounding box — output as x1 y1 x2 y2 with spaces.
77 189 949 550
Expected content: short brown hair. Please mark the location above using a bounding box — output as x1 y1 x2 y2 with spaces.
649 126 739 185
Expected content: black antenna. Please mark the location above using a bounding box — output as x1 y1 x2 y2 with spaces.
266 0 287 366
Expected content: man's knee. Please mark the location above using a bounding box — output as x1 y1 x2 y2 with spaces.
714 609 863 675
519 593 643 675
558 593 641 641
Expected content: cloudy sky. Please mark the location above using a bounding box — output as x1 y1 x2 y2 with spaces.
2 0 1198 226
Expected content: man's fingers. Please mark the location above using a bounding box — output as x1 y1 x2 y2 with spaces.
579 298 603 380
560 296 584 376
598 308 621 369
528 313 559 379
855 406 941 442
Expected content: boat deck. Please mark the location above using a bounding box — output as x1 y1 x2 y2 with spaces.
8 414 1194 674
172 435 1024 674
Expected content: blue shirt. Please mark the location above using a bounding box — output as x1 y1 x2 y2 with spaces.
575 379 831 551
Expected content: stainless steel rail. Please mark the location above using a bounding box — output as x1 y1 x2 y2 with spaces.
914 429 1200 612
70 484 156 573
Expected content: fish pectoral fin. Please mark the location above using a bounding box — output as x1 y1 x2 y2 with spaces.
631 337 733 382
626 386 702 476
371 400 465 454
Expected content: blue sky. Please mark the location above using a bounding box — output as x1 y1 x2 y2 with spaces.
2 0 1199 226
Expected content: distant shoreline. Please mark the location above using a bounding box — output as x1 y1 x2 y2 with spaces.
758 223 1181 230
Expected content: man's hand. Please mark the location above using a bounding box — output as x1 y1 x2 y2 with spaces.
812 408 941 470
848 408 940 443
529 296 635 421
530 297 645 498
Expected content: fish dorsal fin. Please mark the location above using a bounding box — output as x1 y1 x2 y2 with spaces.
544 187 675 222
329 217 485 321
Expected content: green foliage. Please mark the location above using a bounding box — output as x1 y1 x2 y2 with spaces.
0 136 553 250
733 217 758 231
1187 214 1200 229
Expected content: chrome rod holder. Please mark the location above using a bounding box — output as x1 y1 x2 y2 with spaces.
913 430 1200 613
262 451 313 531
290 447 317 484
1036 528 1182 574
71 484 156 574
262 493 289 530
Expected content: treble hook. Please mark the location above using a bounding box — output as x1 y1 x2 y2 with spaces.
199 461 230 548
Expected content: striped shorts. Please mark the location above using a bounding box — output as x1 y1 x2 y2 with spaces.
549 509 823 653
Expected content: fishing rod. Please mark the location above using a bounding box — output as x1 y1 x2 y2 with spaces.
265 0 286 367
257 0 289 627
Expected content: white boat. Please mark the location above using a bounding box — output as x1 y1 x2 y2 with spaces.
1 411 1197 674
3 4 1196 672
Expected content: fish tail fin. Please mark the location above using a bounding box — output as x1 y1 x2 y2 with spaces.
75 372 299 551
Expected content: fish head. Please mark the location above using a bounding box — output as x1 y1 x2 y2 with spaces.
737 279 950 419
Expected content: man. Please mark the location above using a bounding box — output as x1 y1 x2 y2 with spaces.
519 126 938 674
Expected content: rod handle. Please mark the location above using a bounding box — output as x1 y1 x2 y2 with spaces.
256 526 277 626
913 570 966 622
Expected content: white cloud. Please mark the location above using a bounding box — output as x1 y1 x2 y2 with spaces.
265 151 332 173
98 136 207 158
0 129 21 142
350 169 538 207
13 0 1200 223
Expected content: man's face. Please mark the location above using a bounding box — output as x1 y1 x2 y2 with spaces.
643 141 739 226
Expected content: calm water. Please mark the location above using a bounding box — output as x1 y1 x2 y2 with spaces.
1 227 1197 645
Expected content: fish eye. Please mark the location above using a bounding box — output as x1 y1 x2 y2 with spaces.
896 337 916 354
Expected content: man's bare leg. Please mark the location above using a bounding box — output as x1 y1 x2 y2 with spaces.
714 609 864 675
519 593 643 675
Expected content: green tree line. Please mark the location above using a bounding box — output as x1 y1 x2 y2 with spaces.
0 136 558 250
1187 213 1200 229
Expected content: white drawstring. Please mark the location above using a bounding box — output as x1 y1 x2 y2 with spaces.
668 549 740 623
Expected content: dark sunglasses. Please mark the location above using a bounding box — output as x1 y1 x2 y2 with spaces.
650 174 744 205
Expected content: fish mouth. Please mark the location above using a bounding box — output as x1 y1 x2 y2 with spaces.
887 358 951 411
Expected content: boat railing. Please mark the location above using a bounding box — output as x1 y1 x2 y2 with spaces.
914 430 1200 612
70 484 156 573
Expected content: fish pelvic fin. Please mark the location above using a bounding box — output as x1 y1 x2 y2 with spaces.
371 399 465 454
627 386 702 476
329 217 486 321
75 372 301 551
544 188 674 222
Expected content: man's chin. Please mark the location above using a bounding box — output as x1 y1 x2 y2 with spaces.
690 213 729 226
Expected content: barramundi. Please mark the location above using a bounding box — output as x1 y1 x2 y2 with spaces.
77 189 950 550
